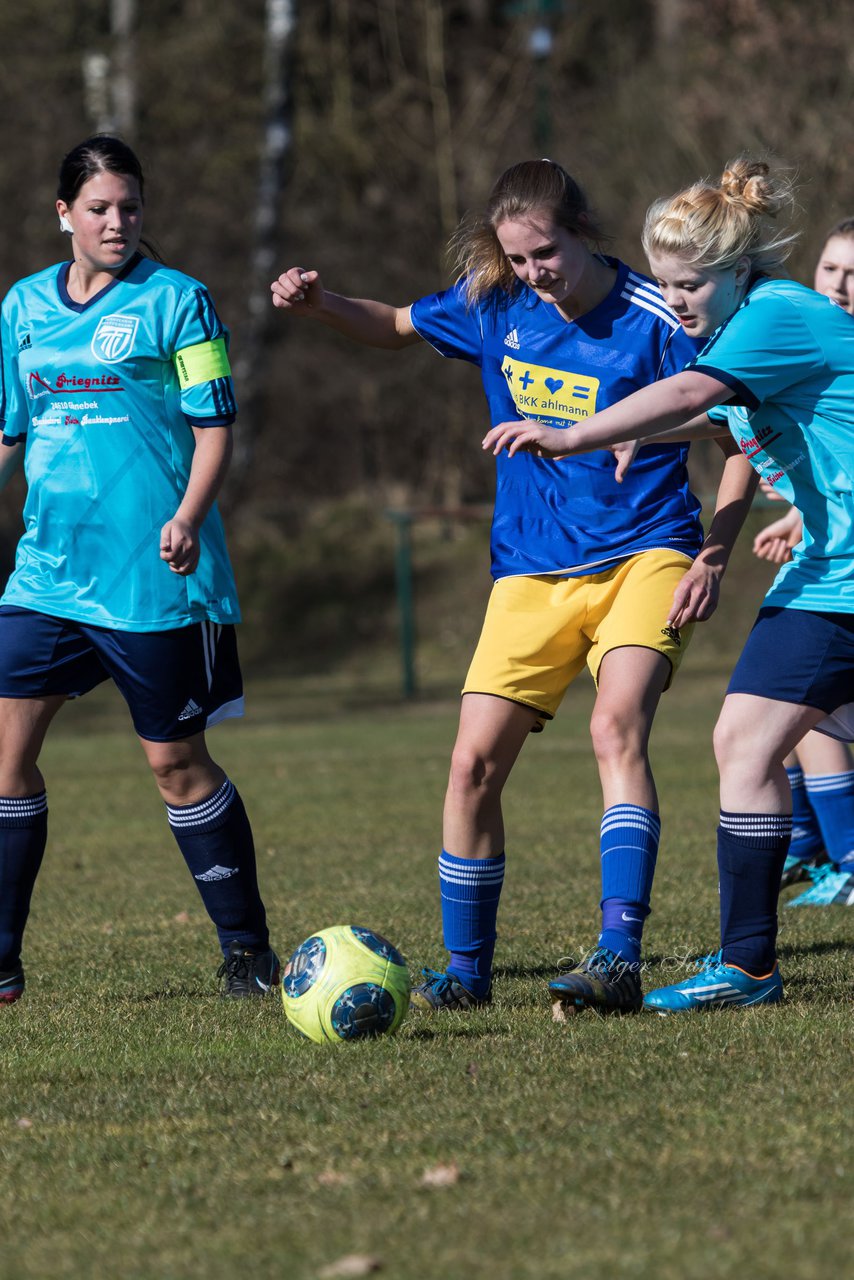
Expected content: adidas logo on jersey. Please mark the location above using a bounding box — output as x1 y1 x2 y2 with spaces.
178 698 203 721
504 328 521 349
18 333 31 353
194 864 238 882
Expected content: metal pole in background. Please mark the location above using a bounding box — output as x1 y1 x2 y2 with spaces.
387 511 417 699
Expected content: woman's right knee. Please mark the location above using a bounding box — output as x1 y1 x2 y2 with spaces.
447 742 502 803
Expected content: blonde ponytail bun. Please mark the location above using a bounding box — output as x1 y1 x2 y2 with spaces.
720 157 791 219
643 154 799 274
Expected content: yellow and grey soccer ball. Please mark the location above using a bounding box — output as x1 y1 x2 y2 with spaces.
281 925 411 1044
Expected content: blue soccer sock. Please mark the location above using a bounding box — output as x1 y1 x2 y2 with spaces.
786 766 824 862
718 811 791 975
0 792 48 970
805 770 854 868
439 849 505 997
597 804 660 966
166 778 269 956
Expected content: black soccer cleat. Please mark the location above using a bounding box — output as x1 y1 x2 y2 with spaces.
549 946 643 1016
217 941 281 998
0 965 25 1005
410 968 491 1013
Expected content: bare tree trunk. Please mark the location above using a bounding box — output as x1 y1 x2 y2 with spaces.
82 0 137 136
231 0 297 486
111 0 137 136
422 0 458 252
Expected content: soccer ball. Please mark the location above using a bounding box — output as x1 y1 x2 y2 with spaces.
282 925 411 1044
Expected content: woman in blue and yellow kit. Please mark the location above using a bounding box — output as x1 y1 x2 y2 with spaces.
272 160 755 1015
0 136 279 1003
486 156 854 1012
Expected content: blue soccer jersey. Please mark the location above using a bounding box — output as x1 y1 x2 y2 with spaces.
695 279 854 613
410 258 703 579
0 254 240 631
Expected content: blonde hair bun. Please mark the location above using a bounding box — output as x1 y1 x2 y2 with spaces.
642 154 798 274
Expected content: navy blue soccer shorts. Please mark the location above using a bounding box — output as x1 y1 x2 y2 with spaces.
727 606 854 728
0 606 244 742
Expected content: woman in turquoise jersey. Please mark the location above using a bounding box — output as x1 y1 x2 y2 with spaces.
485 157 854 1012
272 159 755 1016
0 136 279 1004
752 218 854 900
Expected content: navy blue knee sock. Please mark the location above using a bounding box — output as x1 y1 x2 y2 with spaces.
166 779 269 956
0 793 48 971
439 849 505 998
718 811 791 975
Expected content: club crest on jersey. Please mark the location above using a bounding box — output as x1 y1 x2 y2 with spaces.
92 314 138 364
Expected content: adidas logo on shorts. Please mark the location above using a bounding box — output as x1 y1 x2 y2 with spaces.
178 698 203 721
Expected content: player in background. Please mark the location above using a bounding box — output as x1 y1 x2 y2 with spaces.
0 136 279 1004
751 218 854 901
484 158 854 1014
271 160 755 1016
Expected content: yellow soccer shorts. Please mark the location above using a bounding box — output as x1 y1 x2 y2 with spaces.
462 549 695 727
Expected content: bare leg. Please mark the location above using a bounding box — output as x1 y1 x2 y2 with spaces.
442 692 540 857
589 646 671 811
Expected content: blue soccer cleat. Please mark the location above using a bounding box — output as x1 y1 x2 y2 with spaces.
0 965 25 1005
784 863 854 907
780 849 828 888
643 951 783 1014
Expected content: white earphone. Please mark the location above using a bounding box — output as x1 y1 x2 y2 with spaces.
58 213 74 234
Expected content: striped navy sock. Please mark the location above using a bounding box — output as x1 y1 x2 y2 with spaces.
718 810 791 975
166 779 269 955
0 792 48 970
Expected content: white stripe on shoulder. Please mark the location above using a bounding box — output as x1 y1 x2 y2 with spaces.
621 280 680 330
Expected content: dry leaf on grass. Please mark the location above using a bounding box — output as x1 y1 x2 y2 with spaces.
173 911 191 925
317 1170 351 1187
420 1160 460 1188
318 1254 382 1278
551 997 580 1023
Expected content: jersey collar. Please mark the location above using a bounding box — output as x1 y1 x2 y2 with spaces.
56 252 143 313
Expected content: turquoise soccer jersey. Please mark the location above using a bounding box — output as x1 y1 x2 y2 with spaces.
695 279 854 613
410 258 703 580
0 254 240 630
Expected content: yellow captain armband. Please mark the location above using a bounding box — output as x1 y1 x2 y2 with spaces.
173 337 231 389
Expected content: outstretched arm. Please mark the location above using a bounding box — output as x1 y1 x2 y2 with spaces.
483 370 732 459
270 267 421 350
160 425 232 577
668 437 757 628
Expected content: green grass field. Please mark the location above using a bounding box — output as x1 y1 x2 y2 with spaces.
1 652 852 1280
